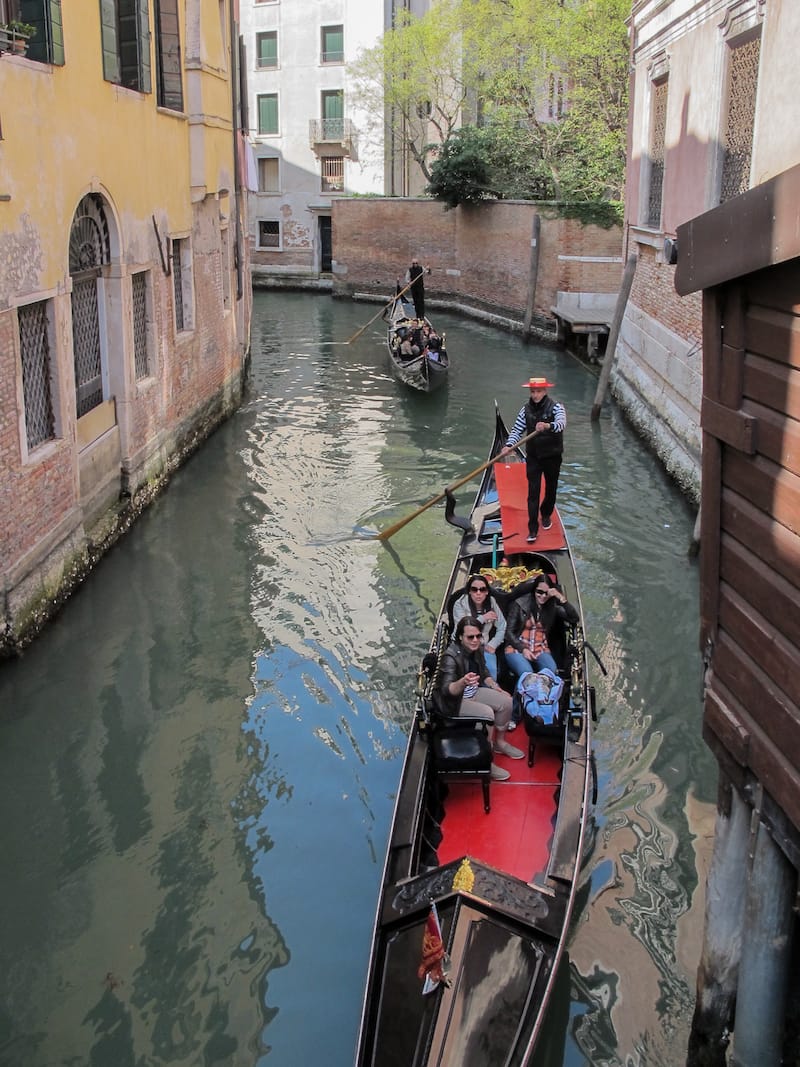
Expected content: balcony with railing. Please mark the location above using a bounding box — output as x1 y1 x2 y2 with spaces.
309 118 354 155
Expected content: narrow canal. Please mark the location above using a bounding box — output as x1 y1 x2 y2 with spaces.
0 290 715 1066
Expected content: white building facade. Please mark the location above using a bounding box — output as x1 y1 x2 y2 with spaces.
241 0 389 281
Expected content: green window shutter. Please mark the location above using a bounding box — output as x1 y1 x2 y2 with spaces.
48 0 64 64
322 26 343 62
137 0 151 92
322 90 343 120
118 0 151 92
258 95 278 134
258 32 277 67
155 0 183 111
99 0 121 83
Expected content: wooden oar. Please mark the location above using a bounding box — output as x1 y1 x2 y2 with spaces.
374 428 540 541
346 276 417 345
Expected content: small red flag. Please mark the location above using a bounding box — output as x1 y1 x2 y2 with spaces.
417 903 450 994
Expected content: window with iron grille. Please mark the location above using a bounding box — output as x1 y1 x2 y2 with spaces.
256 30 277 68
258 93 279 135
321 25 343 64
258 220 280 250
132 271 151 379
171 238 193 332
258 157 279 192
19 300 56 451
321 157 344 193
647 78 668 228
720 34 760 203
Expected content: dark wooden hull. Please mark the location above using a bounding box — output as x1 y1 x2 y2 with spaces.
386 291 449 393
355 407 595 1066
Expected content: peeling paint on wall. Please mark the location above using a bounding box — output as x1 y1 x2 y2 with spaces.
0 215 43 302
280 204 311 248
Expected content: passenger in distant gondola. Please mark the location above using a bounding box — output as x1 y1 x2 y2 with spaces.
399 336 419 361
405 257 427 319
451 577 507 681
438 616 524 781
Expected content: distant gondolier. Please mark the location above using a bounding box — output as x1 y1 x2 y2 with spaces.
405 257 427 319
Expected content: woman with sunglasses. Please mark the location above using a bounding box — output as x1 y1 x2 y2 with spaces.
438 616 524 781
503 575 579 686
452 577 507 681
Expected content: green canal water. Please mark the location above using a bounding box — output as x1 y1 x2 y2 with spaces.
0 290 715 1066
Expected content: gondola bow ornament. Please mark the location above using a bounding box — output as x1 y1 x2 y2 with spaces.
417 902 451 994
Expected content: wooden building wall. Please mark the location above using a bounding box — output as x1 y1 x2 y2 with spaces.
676 163 800 1062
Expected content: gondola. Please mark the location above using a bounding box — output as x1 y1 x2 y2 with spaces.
384 288 449 393
355 405 598 1067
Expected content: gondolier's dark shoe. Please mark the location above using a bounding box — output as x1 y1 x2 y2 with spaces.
490 762 511 781
526 533 537 543
494 738 525 759
542 514 553 530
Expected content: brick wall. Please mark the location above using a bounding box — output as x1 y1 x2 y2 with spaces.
330 199 623 322
2 195 248 655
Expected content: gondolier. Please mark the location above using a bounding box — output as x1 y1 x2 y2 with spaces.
405 257 427 319
500 376 566 543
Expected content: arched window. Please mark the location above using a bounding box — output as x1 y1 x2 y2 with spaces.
69 194 111 418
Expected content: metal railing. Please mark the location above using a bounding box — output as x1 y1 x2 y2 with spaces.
308 118 353 151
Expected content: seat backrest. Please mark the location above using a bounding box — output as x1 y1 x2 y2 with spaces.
445 585 468 632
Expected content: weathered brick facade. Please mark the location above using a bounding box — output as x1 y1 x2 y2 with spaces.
329 199 623 324
0 7 252 657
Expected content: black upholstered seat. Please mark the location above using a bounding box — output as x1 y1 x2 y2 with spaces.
421 652 493 813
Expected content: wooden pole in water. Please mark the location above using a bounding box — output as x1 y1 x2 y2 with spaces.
522 213 541 343
591 253 638 420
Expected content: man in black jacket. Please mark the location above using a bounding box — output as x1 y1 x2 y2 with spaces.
405 258 427 319
500 376 566 543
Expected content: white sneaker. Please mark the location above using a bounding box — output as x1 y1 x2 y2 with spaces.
494 738 525 760
490 763 511 781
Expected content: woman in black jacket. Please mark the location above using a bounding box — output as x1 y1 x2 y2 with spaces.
503 575 578 683
438 616 523 780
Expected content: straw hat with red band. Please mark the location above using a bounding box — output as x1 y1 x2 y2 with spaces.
522 376 555 389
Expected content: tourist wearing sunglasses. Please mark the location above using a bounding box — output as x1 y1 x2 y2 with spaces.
438 616 524 781
451 577 507 681
504 575 579 685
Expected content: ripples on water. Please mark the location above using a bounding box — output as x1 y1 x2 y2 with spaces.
0 291 716 1067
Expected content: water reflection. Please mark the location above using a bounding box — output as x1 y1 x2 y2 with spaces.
0 290 715 1066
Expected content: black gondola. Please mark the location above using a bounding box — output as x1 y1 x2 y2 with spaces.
355 405 597 1066
385 288 449 393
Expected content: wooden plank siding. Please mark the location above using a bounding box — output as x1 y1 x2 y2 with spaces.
698 260 800 843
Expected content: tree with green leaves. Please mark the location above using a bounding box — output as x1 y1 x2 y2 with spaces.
349 0 472 184
351 0 629 211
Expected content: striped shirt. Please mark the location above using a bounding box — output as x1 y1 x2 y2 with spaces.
505 401 567 446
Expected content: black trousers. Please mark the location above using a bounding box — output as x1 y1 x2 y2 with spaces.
526 454 562 533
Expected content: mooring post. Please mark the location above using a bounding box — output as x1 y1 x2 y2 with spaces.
590 253 638 420
731 819 795 1066
688 781 748 1066
522 213 541 343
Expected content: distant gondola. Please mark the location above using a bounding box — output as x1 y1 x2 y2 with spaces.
384 287 449 393
355 404 599 1066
